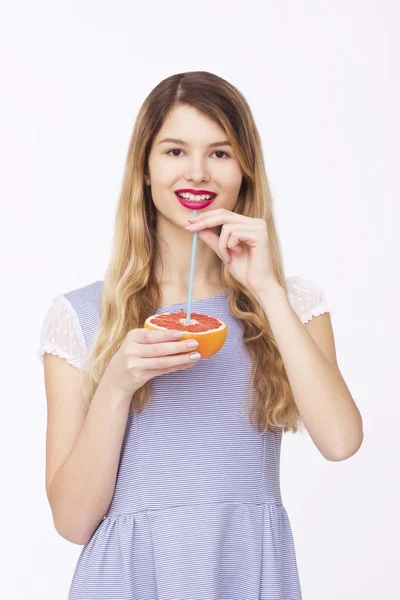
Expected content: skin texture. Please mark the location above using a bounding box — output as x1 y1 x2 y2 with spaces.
144 104 243 293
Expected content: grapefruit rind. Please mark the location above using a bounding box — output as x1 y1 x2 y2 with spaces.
144 311 228 359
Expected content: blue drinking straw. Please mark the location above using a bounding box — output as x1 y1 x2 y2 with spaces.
185 209 198 326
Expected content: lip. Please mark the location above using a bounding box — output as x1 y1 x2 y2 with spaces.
175 189 217 210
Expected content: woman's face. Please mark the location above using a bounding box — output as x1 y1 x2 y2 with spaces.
145 104 243 227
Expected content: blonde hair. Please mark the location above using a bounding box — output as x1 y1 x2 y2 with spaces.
81 71 303 434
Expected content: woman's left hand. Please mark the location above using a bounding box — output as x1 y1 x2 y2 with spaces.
184 208 279 295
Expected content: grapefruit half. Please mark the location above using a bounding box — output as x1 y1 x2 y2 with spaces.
144 310 227 359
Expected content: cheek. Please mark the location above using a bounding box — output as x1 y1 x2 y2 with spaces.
218 159 241 178
152 161 180 184
220 168 243 193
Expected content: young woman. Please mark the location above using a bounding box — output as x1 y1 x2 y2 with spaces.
38 71 363 600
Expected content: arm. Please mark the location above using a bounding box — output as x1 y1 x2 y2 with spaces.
254 281 363 461
48 369 132 545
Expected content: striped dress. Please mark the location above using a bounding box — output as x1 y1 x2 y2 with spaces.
38 275 332 600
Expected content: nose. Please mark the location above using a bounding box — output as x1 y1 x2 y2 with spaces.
184 156 210 184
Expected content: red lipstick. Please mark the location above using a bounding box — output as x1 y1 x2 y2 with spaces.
175 189 217 210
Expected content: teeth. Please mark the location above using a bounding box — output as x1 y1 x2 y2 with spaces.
177 192 214 202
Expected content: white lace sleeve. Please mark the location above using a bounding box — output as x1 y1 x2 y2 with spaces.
37 294 87 369
287 276 332 324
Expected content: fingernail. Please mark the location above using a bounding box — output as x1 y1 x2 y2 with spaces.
186 340 199 349
189 352 201 360
171 331 184 338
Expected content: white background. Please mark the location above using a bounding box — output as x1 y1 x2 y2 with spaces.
1 0 399 598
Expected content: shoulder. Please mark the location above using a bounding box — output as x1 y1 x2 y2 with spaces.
58 279 103 354
63 279 103 315
37 280 103 370
285 275 332 324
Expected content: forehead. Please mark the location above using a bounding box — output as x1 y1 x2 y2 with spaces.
155 104 226 142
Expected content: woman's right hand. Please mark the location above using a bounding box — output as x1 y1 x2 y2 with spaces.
105 328 201 394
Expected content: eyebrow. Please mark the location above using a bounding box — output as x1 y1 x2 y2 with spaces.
158 137 232 148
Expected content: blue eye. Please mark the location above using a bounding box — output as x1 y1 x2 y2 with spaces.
166 148 230 159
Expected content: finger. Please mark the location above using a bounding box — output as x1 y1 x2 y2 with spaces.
138 350 201 371
156 362 195 375
129 327 185 344
132 338 200 358
227 228 259 248
143 361 195 382
219 225 245 262
226 232 241 250
190 210 252 228
218 225 232 264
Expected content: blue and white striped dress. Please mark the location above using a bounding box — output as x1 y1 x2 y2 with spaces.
38 275 332 600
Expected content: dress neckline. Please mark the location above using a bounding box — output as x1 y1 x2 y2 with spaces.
158 290 229 311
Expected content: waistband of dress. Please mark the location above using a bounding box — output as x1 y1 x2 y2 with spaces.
104 498 285 521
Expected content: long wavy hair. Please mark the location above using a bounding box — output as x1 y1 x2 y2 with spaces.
80 71 303 434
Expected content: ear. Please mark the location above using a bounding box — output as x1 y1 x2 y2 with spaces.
143 163 151 186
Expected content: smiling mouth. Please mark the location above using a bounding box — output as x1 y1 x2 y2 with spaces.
174 192 217 208
176 192 217 202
